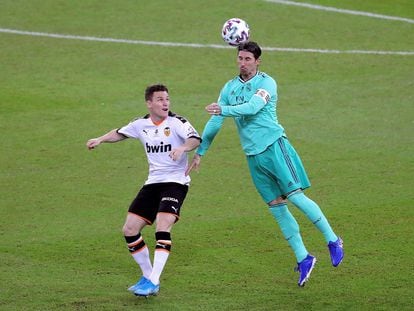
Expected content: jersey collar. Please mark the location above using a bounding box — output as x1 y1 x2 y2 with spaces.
238 71 259 83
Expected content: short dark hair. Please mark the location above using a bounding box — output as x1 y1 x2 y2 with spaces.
237 41 262 60
145 84 169 101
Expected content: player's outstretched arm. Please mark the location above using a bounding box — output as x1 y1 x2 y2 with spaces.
86 129 126 150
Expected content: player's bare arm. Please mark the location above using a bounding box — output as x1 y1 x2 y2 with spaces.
86 129 127 150
169 137 201 161
185 153 202 176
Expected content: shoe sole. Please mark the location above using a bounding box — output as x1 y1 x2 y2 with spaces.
298 257 316 287
134 288 160 297
135 291 159 297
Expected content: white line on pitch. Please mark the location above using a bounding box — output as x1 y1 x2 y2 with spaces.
1 28 413 56
265 0 414 24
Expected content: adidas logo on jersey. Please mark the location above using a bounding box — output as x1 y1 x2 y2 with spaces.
146 142 172 153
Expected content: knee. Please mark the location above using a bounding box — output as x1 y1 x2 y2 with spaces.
122 214 148 236
155 213 176 232
122 222 138 236
268 198 289 220
268 196 287 207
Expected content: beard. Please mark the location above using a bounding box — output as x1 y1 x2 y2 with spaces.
239 67 255 80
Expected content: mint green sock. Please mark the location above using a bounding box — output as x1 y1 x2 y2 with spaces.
269 203 308 263
288 192 337 243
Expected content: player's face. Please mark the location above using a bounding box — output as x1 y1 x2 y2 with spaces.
237 50 260 81
147 91 170 122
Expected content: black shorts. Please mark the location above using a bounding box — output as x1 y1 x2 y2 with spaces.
128 182 189 224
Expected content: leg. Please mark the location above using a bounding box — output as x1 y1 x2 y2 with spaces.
123 212 148 236
149 213 176 285
268 197 308 263
287 190 337 243
123 213 153 284
288 190 344 267
135 183 187 296
268 197 316 287
246 148 316 286
269 137 343 266
134 213 176 296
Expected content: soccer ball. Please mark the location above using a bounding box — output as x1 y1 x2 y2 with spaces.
221 18 250 46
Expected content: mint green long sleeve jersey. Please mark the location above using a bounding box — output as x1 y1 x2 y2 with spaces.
197 71 285 156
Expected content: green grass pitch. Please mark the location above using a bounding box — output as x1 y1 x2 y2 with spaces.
1 0 413 310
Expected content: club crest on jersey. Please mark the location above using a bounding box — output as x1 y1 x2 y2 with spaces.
164 127 171 137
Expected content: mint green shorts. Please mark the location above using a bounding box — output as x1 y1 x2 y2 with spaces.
247 136 311 204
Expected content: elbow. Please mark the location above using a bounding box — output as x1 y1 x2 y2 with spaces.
195 137 202 148
189 136 202 149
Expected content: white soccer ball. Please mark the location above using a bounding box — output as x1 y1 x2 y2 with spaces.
221 18 250 46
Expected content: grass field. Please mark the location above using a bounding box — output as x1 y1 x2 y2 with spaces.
1 0 413 310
